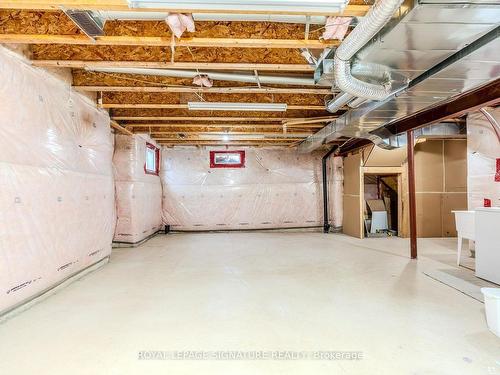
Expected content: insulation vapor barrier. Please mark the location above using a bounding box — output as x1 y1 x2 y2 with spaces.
161 147 328 231
0 47 115 314
467 109 500 209
113 134 163 243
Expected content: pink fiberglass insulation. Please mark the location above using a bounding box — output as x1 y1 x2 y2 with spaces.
160 146 342 231
113 134 163 243
166 13 195 38
0 47 114 314
328 156 344 228
322 16 352 41
467 109 500 209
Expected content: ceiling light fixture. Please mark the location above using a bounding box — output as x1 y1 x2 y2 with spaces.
187 102 288 112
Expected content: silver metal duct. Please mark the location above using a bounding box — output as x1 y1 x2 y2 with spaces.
333 0 405 100
299 0 500 153
326 93 354 113
86 67 321 86
348 97 368 108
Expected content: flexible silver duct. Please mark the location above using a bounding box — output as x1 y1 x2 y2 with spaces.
86 67 318 86
325 92 354 113
333 0 404 100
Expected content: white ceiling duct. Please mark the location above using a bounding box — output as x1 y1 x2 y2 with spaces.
97 11 329 24
86 67 320 86
127 0 348 14
187 102 287 112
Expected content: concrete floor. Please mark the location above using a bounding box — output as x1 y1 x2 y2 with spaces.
0 232 499 375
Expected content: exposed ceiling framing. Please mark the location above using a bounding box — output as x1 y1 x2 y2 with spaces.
0 4 370 146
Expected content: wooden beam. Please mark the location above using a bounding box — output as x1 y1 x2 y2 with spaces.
126 123 322 128
338 79 500 155
1 34 338 49
102 103 325 110
0 2 370 16
74 86 332 95
112 116 291 122
33 60 314 72
110 120 133 135
385 78 500 135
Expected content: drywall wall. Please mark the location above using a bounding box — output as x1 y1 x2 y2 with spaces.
467 109 500 209
113 134 163 243
160 147 328 231
413 139 467 237
0 47 114 314
342 140 467 239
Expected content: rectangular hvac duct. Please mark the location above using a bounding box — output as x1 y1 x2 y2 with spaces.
64 10 105 38
300 0 500 152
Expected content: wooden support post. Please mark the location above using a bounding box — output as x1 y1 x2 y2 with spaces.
407 130 417 259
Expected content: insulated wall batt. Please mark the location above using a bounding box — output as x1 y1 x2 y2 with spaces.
0 48 114 314
467 109 500 209
113 134 163 243
161 147 323 230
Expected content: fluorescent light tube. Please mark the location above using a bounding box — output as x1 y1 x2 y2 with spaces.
187 102 287 112
127 0 347 13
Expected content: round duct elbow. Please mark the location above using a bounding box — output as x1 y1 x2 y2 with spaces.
334 58 390 101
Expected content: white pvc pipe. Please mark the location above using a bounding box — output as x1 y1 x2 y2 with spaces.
88 67 318 86
98 11 328 24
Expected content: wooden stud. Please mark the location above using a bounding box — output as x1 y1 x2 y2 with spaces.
32 60 315 71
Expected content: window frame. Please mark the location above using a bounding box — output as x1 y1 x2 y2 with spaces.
144 142 160 175
209 150 246 168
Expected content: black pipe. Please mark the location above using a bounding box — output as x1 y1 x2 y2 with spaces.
322 145 339 233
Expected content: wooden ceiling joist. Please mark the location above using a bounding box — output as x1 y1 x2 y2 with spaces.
153 137 303 142
112 116 289 121
124 123 323 128
149 131 311 139
110 120 133 135
33 60 314 71
75 86 332 95
0 34 338 49
102 103 325 110
0 2 370 17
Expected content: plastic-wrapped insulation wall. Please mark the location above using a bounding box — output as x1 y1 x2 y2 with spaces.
328 156 344 228
467 109 500 209
160 147 334 231
113 134 163 243
0 47 115 314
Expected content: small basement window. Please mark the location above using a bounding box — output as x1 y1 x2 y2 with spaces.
145 143 160 175
210 151 245 168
